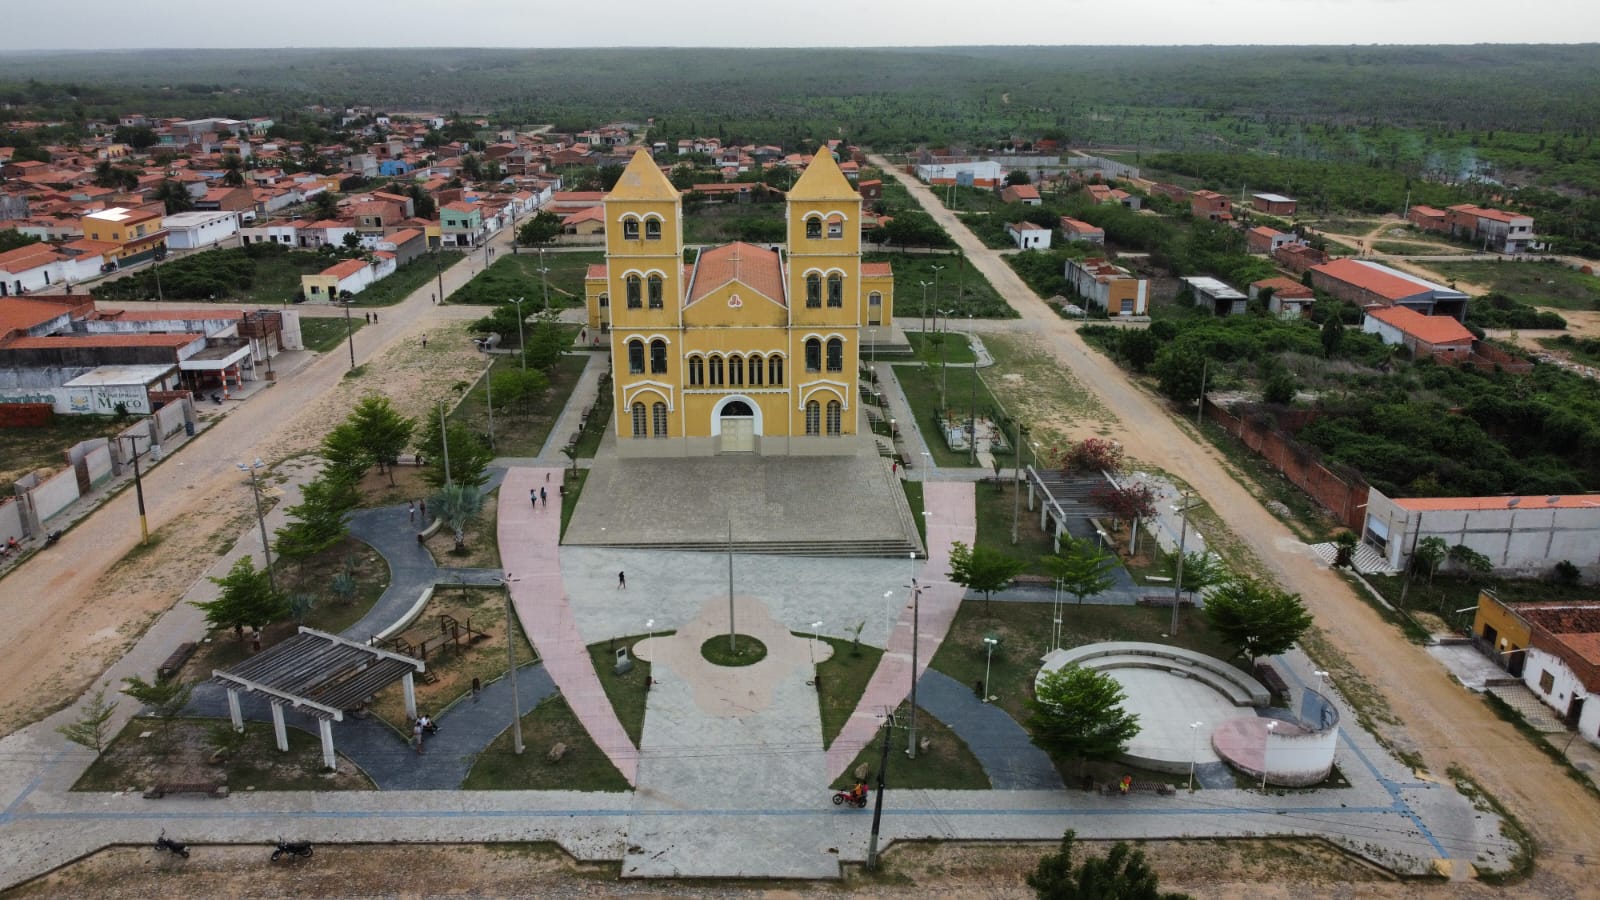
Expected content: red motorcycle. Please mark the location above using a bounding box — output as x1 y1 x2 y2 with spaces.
832 788 869 809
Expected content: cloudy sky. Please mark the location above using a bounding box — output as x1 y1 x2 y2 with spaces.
9 0 1599 48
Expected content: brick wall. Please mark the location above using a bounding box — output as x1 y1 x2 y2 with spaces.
0 404 54 428
1205 399 1369 531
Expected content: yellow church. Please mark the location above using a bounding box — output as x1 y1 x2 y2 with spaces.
585 149 894 457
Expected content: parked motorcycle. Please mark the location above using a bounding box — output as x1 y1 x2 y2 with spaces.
154 830 190 859
271 838 314 861
831 788 869 809
43 530 63 547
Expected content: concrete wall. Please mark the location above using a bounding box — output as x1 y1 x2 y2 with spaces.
66 438 113 491
0 498 24 544
152 397 191 441
1372 488 1600 578
0 383 153 416
16 466 80 524
1263 725 1339 787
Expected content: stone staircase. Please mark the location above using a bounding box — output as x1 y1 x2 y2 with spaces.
578 536 923 558
1309 540 1396 574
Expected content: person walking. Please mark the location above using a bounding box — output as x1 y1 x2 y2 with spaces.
408 500 416 523
617 570 627 590
413 721 424 754
530 488 538 508
421 334 428 349
419 498 427 519
540 486 547 507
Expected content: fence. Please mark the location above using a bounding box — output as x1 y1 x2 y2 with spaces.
1204 398 1369 531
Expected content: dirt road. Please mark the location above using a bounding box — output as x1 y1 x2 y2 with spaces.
0 230 515 735
871 155 1600 886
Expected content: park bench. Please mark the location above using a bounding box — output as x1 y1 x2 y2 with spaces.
144 780 228 799
1099 780 1176 797
1012 574 1053 587
1254 661 1290 703
157 642 196 681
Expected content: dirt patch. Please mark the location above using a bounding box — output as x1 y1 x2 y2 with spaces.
423 487 501 569
368 585 530 726
71 718 371 794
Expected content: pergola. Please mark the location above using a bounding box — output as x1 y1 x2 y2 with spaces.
1023 465 1115 552
212 627 425 770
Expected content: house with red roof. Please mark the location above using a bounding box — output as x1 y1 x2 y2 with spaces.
1249 276 1315 319
1471 592 1600 746
1309 258 1469 320
1361 305 1474 361
1059 217 1104 245
1000 184 1041 206
1406 205 1448 235
1005 221 1051 250
1445 204 1538 253
1190 190 1233 222
1246 225 1295 255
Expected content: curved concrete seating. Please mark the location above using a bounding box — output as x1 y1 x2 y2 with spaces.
1039 641 1270 707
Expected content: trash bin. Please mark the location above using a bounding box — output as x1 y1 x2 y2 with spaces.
184 421 195 437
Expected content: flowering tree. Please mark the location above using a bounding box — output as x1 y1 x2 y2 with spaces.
1060 438 1125 477
1089 482 1158 555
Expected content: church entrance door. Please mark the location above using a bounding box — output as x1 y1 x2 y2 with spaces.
718 400 756 453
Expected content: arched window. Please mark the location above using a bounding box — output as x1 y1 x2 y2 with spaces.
805 217 822 240
826 337 843 372
805 400 821 435
627 339 645 374
804 338 821 372
599 292 610 309
768 355 784 385
827 273 843 307
688 355 704 386
626 274 642 309
748 354 763 386
631 402 647 439
827 215 844 239
709 356 724 386
647 274 664 309
644 218 661 240
728 355 743 386
805 273 821 308
650 339 667 374
652 402 668 437
826 400 842 435
622 217 640 240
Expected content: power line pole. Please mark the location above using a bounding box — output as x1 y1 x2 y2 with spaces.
865 707 895 871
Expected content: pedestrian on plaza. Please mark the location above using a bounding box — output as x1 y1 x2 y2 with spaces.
419 498 428 519
530 488 538 508
408 500 416 522
431 293 437 304
471 677 481 703
413 721 424 754
373 313 379 323
364 312 371 324
540 486 547 507
617 570 627 590
421 334 428 349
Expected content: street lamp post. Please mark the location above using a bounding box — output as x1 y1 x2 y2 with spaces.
937 309 952 407
118 432 151 543
538 247 550 313
1261 721 1278 791
510 296 529 373
918 281 931 336
906 579 923 759
238 459 275 593
809 621 823 666
500 573 524 755
982 636 999 702
438 400 452 487
342 298 356 371
929 264 945 329
1011 421 1028 544
968 315 977 465
435 248 445 304
1170 491 1199 636
1188 721 1204 791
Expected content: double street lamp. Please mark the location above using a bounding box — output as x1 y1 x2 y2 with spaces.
238 459 275 593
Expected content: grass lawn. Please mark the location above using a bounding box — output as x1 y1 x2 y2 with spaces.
448 251 601 308
1363 572 1594 635
369 585 535 726
891 363 997 468
929 600 1236 730
902 480 926 545
450 353 589 458
74 718 373 792
682 201 785 244
234 251 326 303
972 479 1058 576
423 487 501 569
570 378 612 458
1430 260 1600 310
813 636 885 749
179 535 390 679
462 693 631 791
862 251 1016 319
905 332 978 365
586 633 665 748
558 468 588 540
830 702 990 791
353 253 465 306
0 413 128 494
1372 240 1472 256
299 315 366 353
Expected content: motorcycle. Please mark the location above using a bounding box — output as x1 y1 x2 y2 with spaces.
43 531 63 547
271 838 314 861
154 830 190 859
831 788 869 809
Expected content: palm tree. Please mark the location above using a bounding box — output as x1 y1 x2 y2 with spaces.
430 484 483 553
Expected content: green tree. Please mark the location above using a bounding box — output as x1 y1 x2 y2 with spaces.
517 210 562 247
521 315 569 371
416 416 493 489
947 541 1025 613
1448 544 1494 581
1321 314 1345 358
1153 344 1206 403
221 153 245 187
1412 536 1448 584
288 592 317 625
407 184 436 220
1027 666 1141 772
321 421 372 482
274 471 359 563
113 124 158 149
1027 829 1191 900
312 191 340 221
121 674 193 720
430 483 484 552
153 180 194 214
56 687 118 755
0 229 41 253
1006 169 1032 186
1044 537 1117 606
194 557 288 641
1119 328 1159 373
490 366 550 414
1175 550 1225 605
348 395 416 483
1202 577 1313 664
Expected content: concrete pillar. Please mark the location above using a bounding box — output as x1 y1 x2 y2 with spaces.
318 718 336 771
226 688 244 733
1027 480 1036 511
270 702 289 752
402 672 418 720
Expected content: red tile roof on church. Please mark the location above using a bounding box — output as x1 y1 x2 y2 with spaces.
861 262 892 276
687 242 785 306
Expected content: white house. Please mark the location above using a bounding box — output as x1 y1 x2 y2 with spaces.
1005 221 1052 250
1364 488 1600 580
162 210 240 250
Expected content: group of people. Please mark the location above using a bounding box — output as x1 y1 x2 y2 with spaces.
0 536 21 558
412 713 439 753
529 487 548 508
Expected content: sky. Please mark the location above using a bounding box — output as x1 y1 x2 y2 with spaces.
8 0 1600 49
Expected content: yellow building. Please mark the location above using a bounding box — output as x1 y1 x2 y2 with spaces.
79 206 168 265
586 149 893 456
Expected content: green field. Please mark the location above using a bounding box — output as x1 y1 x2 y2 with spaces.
864 251 1015 320
1429 260 1600 310
299 316 365 353
449 251 601 308
682 200 785 244
353 252 464 306
890 362 1000 468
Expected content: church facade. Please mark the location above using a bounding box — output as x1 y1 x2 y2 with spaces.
585 149 893 457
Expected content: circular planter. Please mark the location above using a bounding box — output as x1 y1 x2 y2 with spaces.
700 635 768 667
